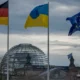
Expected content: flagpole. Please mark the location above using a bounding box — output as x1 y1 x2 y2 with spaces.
47 2 50 80
7 1 9 80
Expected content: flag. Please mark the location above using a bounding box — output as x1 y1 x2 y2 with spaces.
0 1 8 25
24 4 48 29
66 12 80 36
67 53 72 59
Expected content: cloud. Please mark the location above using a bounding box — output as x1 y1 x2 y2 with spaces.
49 34 80 57
50 40 80 48
49 0 80 6
9 0 47 15
9 34 47 54
0 34 7 56
1 33 80 55
0 33 80 66
0 0 79 35
0 33 47 56
50 2 80 16
0 0 7 5
9 0 48 34
0 0 80 66
50 54 69 66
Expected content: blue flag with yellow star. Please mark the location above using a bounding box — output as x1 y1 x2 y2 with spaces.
66 12 80 36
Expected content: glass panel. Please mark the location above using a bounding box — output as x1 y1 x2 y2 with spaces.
1 0 48 80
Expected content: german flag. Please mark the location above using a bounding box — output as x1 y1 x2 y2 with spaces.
0 1 8 25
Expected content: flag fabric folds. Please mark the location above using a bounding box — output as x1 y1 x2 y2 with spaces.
24 4 48 28
66 12 80 36
0 1 8 25
67 53 72 59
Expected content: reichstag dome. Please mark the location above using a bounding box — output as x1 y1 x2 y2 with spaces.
1 44 47 74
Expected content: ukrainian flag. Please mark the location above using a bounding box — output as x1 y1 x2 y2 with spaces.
24 4 48 29
0 1 8 25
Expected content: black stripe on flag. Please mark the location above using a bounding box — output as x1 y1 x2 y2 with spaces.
0 1 8 8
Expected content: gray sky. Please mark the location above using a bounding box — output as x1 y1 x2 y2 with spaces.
0 0 80 66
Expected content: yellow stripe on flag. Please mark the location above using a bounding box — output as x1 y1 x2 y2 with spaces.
0 17 8 25
24 14 48 29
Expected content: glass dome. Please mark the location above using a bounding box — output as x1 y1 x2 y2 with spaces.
1 44 47 74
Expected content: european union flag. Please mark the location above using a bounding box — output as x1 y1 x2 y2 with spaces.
66 12 80 36
67 53 72 59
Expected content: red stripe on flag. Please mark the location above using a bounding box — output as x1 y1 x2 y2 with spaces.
0 8 8 17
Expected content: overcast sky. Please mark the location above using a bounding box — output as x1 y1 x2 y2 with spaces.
0 0 80 66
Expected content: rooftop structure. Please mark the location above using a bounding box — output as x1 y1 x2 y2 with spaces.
1 44 47 75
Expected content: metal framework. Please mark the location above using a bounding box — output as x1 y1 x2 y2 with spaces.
1 44 47 75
